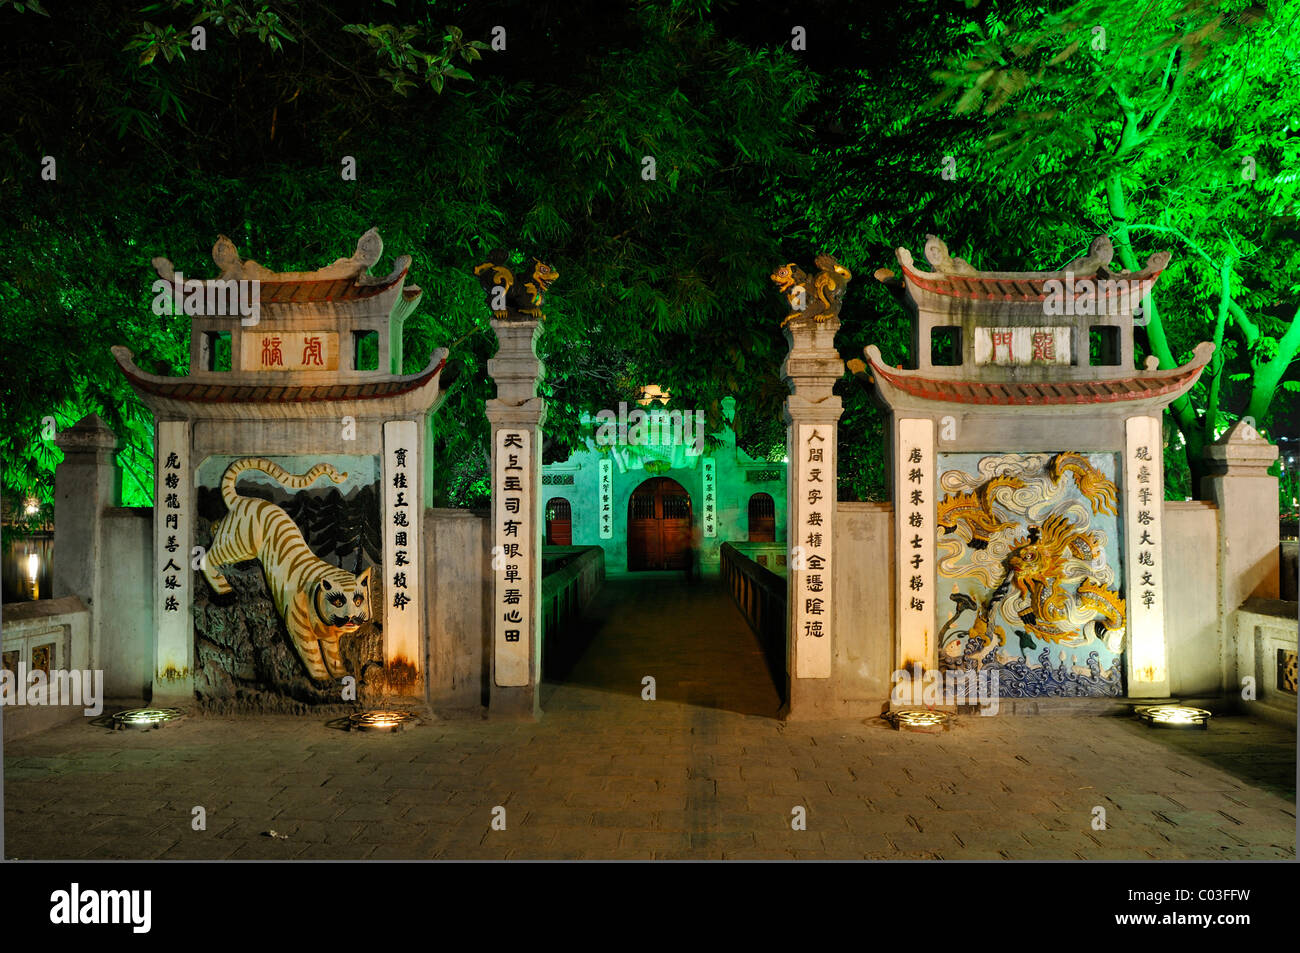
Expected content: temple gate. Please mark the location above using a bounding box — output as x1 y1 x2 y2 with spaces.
864 235 1213 700
116 229 446 707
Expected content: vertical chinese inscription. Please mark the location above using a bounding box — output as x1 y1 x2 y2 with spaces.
495 428 531 686
1125 415 1166 687
702 458 717 538
897 418 935 669
155 421 191 678
598 457 613 540
793 424 831 678
383 420 420 674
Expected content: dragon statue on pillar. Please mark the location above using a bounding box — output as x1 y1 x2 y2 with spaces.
474 250 559 320
770 253 852 327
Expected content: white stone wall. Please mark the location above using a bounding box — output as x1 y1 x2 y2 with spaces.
1164 501 1221 696
830 503 895 715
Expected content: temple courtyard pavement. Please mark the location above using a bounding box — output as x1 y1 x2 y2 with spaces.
3 572 1295 861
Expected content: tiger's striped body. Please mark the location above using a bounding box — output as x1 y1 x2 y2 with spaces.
202 457 372 682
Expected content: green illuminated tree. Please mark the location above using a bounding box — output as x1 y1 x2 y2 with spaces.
929 0 1300 492
0 0 816 514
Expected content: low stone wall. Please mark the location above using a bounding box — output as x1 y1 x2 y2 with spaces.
424 508 491 710
2 596 94 741
99 507 153 698
1234 597 1298 726
1164 501 1221 696
727 541 788 575
540 545 606 675
720 542 786 690
831 503 895 716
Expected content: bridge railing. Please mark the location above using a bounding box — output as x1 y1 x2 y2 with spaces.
541 545 606 675
720 542 786 689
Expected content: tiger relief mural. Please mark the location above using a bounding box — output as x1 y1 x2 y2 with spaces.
202 458 372 681
935 452 1127 697
193 455 384 701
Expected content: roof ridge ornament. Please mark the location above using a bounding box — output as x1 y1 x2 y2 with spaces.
152 227 391 283
1063 235 1114 274
892 231 1172 310
923 235 976 275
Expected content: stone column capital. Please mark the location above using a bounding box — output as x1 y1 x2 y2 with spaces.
1202 419 1279 477
784 393 843 426
488 318 545 406
781 318 844 404
486 396 547 430
53 414 120 458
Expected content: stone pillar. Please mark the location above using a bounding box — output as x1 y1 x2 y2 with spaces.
485 318 546 719
152 419 194 706
782 317 843 720
52 415 120 674
1124 415 1170 698
382 419 422 692
894 417 936 674
1202 419 1281 693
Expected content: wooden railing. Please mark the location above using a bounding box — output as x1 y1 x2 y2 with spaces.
720 542 786 691
540 545 606 676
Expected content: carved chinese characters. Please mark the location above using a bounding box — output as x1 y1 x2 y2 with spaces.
897 418 935 670
1125 415 1167 689
383 421 420 672
792 425 832 678
240 331 340 371
973 327 1071 366
598 457 613 540
155 422 192 681
702 458 717 538
494 429 532 686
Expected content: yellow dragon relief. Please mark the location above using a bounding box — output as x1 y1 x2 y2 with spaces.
955 512 1127 651
1049 452 1118 516
940 465 1126 656
936 473 1025 549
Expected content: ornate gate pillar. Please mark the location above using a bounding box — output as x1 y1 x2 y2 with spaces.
774 256 852 720
478 255 556 719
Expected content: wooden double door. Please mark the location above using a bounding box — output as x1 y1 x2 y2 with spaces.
627 477 693 570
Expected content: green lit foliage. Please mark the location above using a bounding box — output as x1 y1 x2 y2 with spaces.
0 0 816 513
928 0 1300 493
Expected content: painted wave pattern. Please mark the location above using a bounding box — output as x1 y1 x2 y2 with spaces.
940 641 1123 698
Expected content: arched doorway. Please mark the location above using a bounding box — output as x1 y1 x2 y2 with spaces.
747 492 775 542
627 477 692 570
545 496 572 545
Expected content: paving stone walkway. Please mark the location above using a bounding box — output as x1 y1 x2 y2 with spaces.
3 573 1295 860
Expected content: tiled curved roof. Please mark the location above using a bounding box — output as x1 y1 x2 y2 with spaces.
896 258 1164 304
111 346 444 404
865 342 1213 407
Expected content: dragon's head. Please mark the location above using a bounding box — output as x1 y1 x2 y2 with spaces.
529 258 559 293
770 263 805 293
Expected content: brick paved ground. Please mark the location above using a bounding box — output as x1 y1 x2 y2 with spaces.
3 572 1295 860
